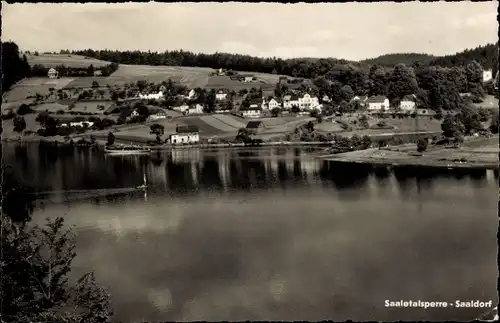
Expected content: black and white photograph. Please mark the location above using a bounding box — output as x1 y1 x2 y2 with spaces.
1 1 498 322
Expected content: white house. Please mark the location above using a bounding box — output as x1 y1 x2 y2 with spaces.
241 104 261 118
399 94 417 112
322 95 331 103
268 98 281 110
188 89 196 99
216 91 228 101
169 125 200 145
186 104 204 115
283 95 299 109
172 104 189 113
244 76 254 83
483 69 493 83
48 68 58 79
138 91 164 100
366 95 390 112
64 121 94 128
351 95 368 106
147 111 168 121
130 110 140 118
298 93 319 110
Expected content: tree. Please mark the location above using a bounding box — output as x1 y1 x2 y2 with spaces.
359 115 369 129
456 104 482 134
106 132 115 146
388 63 419 102
441 114 465 138
271 107 281 117
150 123 165 143
13 116 27 133
489 110 499 134
338 100 350 114
416 138 428 152
465 60 483 85
2 41 32 93
1 169 113 323
360 135 372 149
340 85 354 102
235 127 251 143
305 121 315 132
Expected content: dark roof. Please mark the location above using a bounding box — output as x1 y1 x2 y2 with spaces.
246 121 264 129
366 95 388 103
402 94 416 102
176 125 199 133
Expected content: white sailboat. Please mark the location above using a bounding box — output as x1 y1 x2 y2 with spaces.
136 172 148 190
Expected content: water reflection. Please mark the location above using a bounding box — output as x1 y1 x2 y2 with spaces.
3 143 498 322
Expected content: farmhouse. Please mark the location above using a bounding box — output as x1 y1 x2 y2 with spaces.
240 104 262 118
48 68 58 79
366 95 390 112
245 120 265 134
268 98 281 110
216 91 228 101
186 104 204 115
138 91 164 100
399 94 416 112
188 89 197 99
61 121 94 128
351 95 368 106
147 111 168 121
483 69 493 83
283 95 299 109
93 70 103 76
243 75 255 83
298 93 319 110
169 125 200 145
172 104 189 113
130 110 139 118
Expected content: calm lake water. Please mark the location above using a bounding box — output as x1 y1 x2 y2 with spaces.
3 143 498 322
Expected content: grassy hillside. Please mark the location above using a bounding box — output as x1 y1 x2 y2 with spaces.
26 54 111 68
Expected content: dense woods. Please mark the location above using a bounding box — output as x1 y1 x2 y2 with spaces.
2 42 32 93
72 42 498 79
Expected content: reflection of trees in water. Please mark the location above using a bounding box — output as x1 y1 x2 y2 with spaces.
319 162 370 189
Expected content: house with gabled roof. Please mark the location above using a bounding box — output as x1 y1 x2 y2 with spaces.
245 120 265 133
240 104 261 118
351 95 368 106
283 94 299 109
48 68 58 79
169 125 200 144
366 95 389 112
399 94 417 113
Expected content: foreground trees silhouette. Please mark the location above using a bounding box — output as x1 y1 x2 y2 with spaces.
1 166 113 323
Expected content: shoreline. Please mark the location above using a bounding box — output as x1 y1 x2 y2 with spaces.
1 136 333 149
318 146 499 170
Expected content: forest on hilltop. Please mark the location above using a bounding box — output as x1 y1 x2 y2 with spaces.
71 42 498 79
360 53 437 67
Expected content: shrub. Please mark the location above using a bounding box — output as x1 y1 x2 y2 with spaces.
17 104 35 115
417 138 428 152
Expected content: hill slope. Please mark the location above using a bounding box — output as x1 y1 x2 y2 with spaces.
429 42 498 70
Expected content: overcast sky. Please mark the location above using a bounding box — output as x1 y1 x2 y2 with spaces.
2 1 498 61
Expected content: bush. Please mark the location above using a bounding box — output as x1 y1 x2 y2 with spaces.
417 138 428 152
17 104 35 115
56 109 65 114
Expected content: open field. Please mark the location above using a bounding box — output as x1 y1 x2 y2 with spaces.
474 95 499 109
3 77 75 102
205 76 276 91
211 114 246 129
26 54 111 68
32 102 69 113
320 135 499 169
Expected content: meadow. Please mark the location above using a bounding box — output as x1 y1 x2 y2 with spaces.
25 54 111 68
